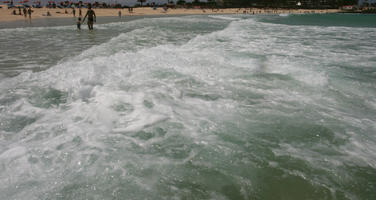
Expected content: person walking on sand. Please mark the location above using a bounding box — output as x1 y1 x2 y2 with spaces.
72 8 76 17
79 8 82 16
82 4 96 30
118 10 121 18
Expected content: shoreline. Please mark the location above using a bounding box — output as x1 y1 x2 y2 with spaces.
0 15 159 29
0 7 340 23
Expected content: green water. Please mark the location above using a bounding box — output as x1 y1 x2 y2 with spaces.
0 14 375 200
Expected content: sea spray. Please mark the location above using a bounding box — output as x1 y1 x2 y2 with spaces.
0 14 375 200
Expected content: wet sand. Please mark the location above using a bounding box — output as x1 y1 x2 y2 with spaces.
0 6 340 22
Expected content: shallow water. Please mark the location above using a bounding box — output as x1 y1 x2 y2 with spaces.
0 14 376 200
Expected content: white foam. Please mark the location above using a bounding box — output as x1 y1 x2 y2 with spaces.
279 13 289 17
0 146 27 160
113 114 168 133
208 15 240 21
1 14 376 199
341 133 376 168
0 25 75 33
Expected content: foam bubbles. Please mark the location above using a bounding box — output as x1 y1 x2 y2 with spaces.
1 14 376 200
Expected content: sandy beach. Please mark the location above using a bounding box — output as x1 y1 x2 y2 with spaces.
0 6 340 22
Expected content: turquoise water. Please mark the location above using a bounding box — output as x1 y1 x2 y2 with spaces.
261 13 376 27
0 14 375 200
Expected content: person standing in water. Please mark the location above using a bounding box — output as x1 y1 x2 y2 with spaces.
77 17 82 30
82 4 96 30
27 7 32 19
23 7 27 17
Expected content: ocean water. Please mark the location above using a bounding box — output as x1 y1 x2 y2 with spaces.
0 14 375 200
